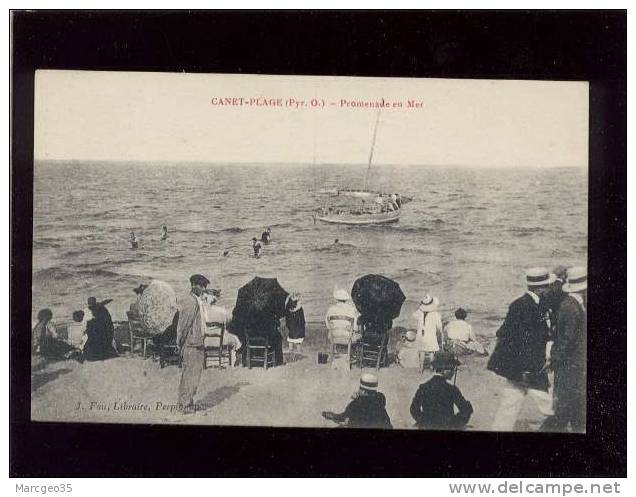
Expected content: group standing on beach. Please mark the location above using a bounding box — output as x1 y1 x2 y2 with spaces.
32 260 587 432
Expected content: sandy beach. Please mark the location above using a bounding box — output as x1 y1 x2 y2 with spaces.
31 322 548 431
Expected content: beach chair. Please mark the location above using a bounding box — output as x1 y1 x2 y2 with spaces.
204 321 232 368
245 336 275 369
359 332 390 370
327 315 360 369
127 311 152 359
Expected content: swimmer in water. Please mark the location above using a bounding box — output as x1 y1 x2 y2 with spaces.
252 237 263 258
334 238 339 245
161 225 168 241
261 227 272 244
130 231 139 249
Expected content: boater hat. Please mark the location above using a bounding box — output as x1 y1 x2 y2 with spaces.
360 373 379 391
419 294 439 312
563 266 587 293
334 288 351 301
525 267 556 287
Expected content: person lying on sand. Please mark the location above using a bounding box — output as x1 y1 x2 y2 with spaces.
322 373 392 429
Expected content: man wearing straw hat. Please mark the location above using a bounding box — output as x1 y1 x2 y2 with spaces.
541 266 587 432
488 267 555 431
322 373 392 429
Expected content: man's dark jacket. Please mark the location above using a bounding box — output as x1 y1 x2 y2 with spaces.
487 293 550 391
410 375 473 429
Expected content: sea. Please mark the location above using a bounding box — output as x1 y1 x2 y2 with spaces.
32 161 588 336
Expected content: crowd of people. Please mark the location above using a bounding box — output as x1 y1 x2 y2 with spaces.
32 262 587 432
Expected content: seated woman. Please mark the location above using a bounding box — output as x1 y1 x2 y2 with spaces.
444 308 487 356
32 308 80 361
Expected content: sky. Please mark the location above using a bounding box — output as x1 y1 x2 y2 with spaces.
34 70 588 168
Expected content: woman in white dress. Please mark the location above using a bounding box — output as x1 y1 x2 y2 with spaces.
413 294 444 370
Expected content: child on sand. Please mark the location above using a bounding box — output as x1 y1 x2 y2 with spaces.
285 293 305 362
410 351 473 430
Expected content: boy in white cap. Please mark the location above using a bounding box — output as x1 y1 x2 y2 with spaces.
541 266 587 432
322 373 392 429
487 267 555 431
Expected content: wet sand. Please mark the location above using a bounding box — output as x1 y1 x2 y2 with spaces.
31 323 548 431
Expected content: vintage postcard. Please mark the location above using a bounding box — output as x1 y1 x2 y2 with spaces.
31 70 588 431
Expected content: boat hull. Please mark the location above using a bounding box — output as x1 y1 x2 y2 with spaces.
315 210 400 225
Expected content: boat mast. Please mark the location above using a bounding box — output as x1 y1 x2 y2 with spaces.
364 107 382 191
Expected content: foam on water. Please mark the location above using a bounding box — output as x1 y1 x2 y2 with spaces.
32 161 588 335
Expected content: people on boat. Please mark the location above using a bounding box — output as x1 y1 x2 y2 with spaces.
252 238 263 258
444 308 488 356
161 225 168 241
413 294 444 369
322 373 393 429
130 231 139 249
261 227 272 244
83 297 118 361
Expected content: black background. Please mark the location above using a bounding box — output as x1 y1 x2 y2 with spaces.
11 10 626 477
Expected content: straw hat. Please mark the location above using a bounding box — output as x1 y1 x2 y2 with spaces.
563 266 587 293
334 288 350 301
360 373 378 391
525 267 556 287
419 294 439 312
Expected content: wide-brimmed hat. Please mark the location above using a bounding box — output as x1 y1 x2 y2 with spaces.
431 351 461 370
360 373 378 391
525 267 556 287
419 294 439 312
334 288 350 301
87 297 113 309
133 284 148 295
189 274 210 287
405 330 417 342
563 266 587 293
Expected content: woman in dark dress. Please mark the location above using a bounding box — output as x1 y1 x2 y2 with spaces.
285 294 306 362
83 298 118 361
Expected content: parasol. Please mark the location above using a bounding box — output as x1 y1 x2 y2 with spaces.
138 280 178 335
351 274 406 320
231 277 289 338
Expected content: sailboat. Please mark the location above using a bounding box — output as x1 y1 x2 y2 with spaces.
314 108 409 225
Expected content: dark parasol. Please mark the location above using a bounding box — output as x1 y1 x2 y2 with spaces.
231 277 289 338
351 274 406 320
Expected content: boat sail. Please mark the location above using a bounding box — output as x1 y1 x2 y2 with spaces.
314 108 406 225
